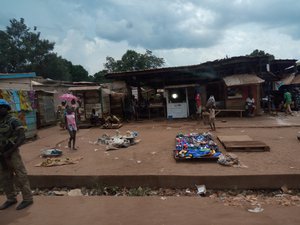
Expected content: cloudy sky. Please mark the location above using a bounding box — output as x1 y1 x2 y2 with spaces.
1 0 300 75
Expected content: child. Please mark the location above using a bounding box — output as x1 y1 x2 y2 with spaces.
209 106 216 131
65 107 78 150
202 107 210 125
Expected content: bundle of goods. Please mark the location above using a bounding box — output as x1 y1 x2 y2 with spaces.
174 132 221 160
41 149 62 157
98 130 140 150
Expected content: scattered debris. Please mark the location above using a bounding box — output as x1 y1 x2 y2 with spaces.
281 185 290 194
98 130 140 151
217 153 239 166
26 187 300 208
53 191 68 196
248 204 264 213
196 185 206 196
68 189 83 196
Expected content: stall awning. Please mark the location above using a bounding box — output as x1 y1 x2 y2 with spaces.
164 84 198 89
223 74 264 87
68 86 101 91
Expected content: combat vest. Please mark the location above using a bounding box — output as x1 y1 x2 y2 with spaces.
0 114 18 150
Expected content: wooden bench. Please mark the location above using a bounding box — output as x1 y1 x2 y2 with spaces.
215 109 245 118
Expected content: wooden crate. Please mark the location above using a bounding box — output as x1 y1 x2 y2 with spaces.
222 141 270 152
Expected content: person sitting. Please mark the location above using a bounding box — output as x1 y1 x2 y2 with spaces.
90 109 101 126
245 94 256 117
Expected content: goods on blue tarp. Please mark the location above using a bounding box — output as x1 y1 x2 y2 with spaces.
41 148 63 157
174 132 221 160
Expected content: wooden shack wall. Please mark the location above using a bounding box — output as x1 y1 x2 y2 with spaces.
36 91 56 128
225 84 261 112
0 88 37 138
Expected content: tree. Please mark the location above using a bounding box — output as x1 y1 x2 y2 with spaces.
247 49 275 60
93 70 111 83
104 49 165 73
34 53 71 81
0 18 54 73
70 65 90 82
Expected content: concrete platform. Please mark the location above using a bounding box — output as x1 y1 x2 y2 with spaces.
20 112 300 189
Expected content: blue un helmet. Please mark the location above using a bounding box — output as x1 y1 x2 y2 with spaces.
0 99 11 110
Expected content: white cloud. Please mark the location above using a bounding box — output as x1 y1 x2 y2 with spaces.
1 0 299 75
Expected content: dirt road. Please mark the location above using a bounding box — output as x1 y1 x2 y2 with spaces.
21 113 300 177
1 196 300 225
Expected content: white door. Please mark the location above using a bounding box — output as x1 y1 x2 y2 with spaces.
166 88 188 118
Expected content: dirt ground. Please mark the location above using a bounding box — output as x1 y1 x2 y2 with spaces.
21 112 300 177
1 195 300 225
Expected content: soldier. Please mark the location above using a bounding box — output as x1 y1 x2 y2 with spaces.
0 99 33 210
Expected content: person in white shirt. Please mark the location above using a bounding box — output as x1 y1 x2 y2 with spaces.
245 94 256 116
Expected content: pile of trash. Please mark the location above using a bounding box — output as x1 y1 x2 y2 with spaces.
101 115 122 129
174 132 221 160
98 130 140 150
217 153 248 168
217 153 239 166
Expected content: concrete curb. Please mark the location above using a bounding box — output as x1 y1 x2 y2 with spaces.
29 174 300 189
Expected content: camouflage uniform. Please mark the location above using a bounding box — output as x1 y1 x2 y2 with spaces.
0 114 33 202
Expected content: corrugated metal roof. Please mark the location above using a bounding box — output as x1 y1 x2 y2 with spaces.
223 74 265 86
280 73 295 85
68 86 101 91
165 84 198 89
291 75 300 84
31 80 43 86
0 72 36 79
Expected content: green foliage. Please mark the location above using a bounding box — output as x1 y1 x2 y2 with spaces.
34 53 72 81
0 18 91 82
104 49 165 72
70 65 90 82
93 70 111 83
247 49 275 60
0 18 54 73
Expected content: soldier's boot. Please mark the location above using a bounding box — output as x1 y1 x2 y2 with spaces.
0 199 17 210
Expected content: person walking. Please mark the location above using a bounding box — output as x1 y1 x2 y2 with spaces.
208 106 216 131
195 92 202 120
0 99 33 210
65 107 78 150
283 89 293 115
